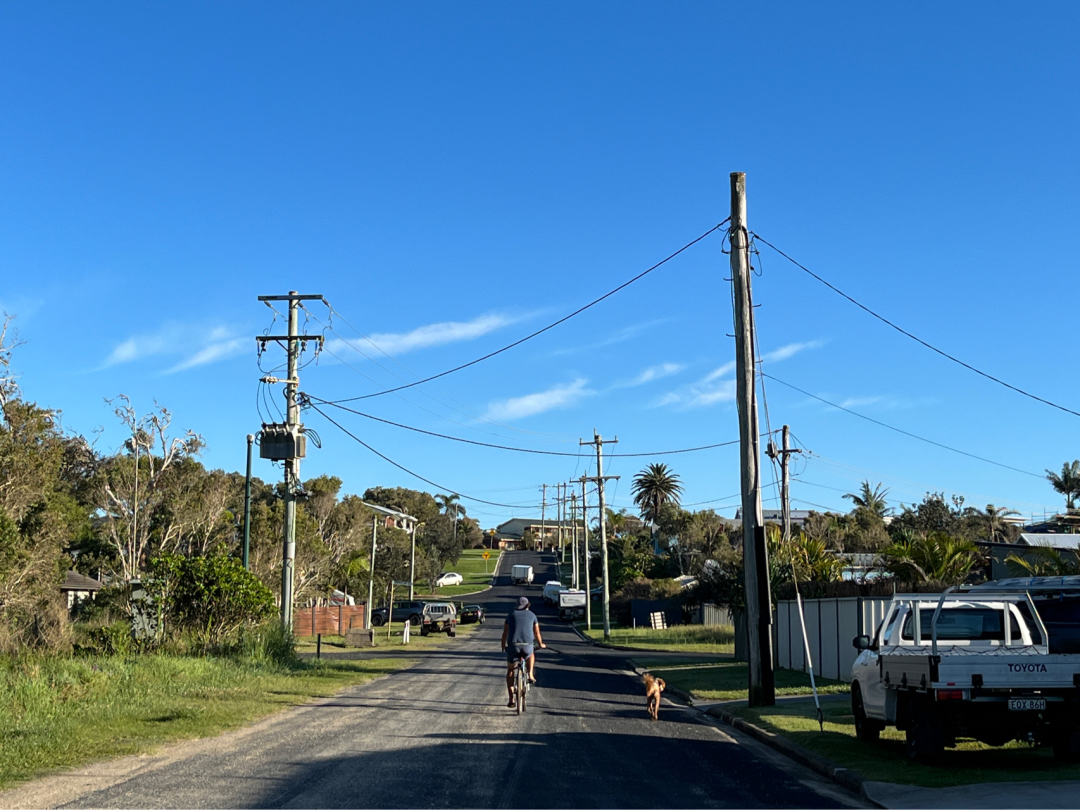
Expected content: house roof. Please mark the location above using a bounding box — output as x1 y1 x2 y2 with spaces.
62 571 104 592
1018 533 1080 550
495 517 583 538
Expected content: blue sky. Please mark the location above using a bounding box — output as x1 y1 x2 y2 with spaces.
2 3 1078 527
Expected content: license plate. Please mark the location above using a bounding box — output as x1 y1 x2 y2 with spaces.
1008 698 1046 711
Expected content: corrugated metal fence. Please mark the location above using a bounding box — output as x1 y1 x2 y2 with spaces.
292 605 367 636
775 597 892 681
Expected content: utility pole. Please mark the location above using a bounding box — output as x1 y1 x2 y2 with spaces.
367 516 378 630
540 484 547 552
730 173 774 707
256 291 324 630
766 425 803 543
579 476 591 630
243 434 254 570
409 523 417 600
581 431 619 642
570 490 579 589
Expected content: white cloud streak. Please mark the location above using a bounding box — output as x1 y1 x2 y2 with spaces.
615 362 685 388
483 378 593 421
102 322 247 374
760 340 825 363
352 313 516 357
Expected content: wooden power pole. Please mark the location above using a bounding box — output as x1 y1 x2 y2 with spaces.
581 431 619 642
730 173 775 707
767 425 802 543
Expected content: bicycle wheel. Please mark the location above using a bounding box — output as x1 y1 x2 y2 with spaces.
515 661 526 715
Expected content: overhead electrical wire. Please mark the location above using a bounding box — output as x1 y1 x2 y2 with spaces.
761 372 1042 479
303 394 743 458
307 401 540 509
324 221 729 403
753 233 1080 420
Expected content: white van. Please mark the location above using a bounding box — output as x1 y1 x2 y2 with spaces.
543 580 565 606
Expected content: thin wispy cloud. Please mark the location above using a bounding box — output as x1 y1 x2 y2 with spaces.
102 323 248 374
760 340 825 363
327 312 518 358
484 378 593 421
551 319 669 356
615 362 685 388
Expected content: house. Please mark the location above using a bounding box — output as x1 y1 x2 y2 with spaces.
61 570 104 610
734 508 812 528
361 501 418 533
493 517 585 550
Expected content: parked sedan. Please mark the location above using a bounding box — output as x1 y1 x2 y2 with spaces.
459 604 485 624
435 572 463 587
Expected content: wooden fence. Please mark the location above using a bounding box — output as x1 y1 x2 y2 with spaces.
292 605 367 636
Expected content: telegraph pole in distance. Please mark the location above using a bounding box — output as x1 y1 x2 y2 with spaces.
570 490 578 589
581 431 619 642
766 425 802 543
540 484 547 552
578 476 591 630
256 291 324 630
730 173 775 707
366 516 378 630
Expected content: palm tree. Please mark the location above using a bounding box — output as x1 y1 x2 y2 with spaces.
435 493 466 540
1005 545 1080 577
1046 461 1080 512
880 532 981 585
843 481 891 519
970 503 1019 543
632 463 684 525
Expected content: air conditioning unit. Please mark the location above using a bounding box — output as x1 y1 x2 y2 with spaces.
259 423 307 460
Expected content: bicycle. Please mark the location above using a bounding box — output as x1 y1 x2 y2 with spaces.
513 650 530 715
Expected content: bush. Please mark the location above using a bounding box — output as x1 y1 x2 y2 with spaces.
76 620 131 656
149 553 276 647
235 620 298 667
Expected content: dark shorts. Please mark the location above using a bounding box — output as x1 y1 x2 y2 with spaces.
506 643 534 664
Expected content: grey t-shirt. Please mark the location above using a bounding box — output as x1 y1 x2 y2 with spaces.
505 608 539 644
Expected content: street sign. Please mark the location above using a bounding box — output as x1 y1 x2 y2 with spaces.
481 552 490 560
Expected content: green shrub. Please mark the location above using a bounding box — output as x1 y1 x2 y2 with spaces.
76 620 131 656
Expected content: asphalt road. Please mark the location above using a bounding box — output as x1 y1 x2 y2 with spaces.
10 551 861 809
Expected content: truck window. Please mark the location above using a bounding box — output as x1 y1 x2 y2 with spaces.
901 608 1022 641
1015 603 1043 645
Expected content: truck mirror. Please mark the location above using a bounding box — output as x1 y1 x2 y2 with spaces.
853 634 872 651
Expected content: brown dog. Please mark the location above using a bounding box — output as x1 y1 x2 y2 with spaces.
643 673 666 721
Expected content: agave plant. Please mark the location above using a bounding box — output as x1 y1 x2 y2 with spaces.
880 531 981 585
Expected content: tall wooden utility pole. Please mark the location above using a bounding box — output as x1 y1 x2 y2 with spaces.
540 484 547 551
581 431 619 641
578 476 591 630
730 173 775 707
767 425 802 543
570 489 578 589
256 291 324 629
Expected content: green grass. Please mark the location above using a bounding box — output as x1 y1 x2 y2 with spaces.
730 699 1080 788
630 656 732 670
416 549 498 598
648 661 847 702
0 653 407 790
579 624 736 654
296 620 479 651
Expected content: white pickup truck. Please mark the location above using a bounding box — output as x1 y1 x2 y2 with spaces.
850 589 1080 762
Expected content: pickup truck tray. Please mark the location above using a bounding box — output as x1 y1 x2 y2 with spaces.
882 647 1080 691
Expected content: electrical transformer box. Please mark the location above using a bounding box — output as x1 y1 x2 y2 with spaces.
259 423 307 460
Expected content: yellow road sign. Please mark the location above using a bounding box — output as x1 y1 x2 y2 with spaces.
482 551 491 559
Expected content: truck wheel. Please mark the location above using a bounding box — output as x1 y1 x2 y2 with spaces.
852 686 880 743
449 629 456 637
905 696 943 764
1052 732 1080 762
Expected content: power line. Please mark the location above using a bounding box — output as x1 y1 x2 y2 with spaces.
325 222 728 403
753 232 1080 420
304 394 742 457
761 372 1042 479
307 402 540 509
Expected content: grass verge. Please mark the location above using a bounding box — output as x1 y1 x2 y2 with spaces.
0 653 406 790
296 619 479 652
730 699 1080 788
648 661 847 702
579 624 735 654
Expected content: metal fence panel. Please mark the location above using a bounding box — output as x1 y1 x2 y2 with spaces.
837 598 862 681
819 599 840 681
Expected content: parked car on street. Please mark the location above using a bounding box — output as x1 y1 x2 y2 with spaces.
436 572 463 587
421 601 458 636
370 600 426 627
459 604 485 624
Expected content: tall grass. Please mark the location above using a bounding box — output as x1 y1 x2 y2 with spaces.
581 624 736 652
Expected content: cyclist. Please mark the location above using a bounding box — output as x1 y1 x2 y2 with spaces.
501 596 546 707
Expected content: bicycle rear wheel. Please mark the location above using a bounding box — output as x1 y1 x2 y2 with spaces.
515 661 526 715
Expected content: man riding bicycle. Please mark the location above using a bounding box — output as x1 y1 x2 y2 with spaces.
501 596 546 708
